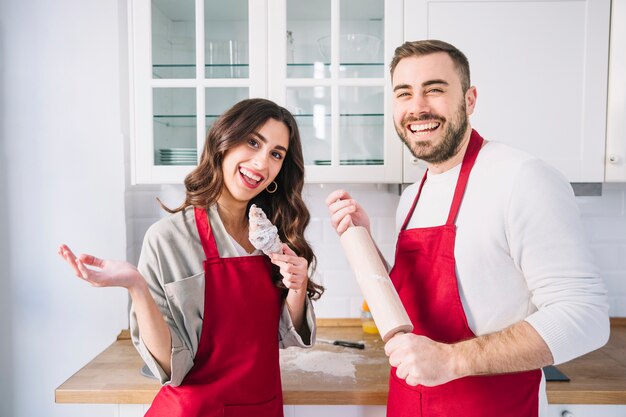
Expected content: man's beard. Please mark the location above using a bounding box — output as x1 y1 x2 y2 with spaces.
395 100 469 164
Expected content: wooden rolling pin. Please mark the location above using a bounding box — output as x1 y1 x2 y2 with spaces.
340 225 413 342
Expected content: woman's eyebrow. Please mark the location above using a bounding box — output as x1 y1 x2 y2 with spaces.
254 132 288 153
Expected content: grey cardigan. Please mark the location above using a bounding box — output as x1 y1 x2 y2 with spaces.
130 205 316 386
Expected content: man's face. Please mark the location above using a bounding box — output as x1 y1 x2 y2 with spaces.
392 52 475 164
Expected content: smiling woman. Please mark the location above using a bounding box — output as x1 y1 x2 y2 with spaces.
220 118 289 202
58 98 324 417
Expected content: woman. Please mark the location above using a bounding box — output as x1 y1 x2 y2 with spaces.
58 98 323 417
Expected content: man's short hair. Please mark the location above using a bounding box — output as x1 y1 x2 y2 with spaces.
390 40 471 93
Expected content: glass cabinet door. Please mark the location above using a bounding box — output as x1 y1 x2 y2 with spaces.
130 0 264 184
338 0 384 79
271 0 403 183
153 88 196 166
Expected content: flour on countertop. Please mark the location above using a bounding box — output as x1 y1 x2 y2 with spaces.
280 347 365 379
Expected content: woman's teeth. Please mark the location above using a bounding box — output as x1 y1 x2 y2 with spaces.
240 167 262 183
409 122 440 134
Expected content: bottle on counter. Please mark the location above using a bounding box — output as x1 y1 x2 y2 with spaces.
361 300 378 335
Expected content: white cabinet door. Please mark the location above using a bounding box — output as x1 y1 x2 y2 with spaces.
289 405 386 416
547 404 626 417
402 0 611 184
605 0 626 182
118 403 626 416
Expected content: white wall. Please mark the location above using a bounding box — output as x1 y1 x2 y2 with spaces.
0 1 129 416
0 8 12 413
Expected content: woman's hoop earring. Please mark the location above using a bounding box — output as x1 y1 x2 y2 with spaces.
266 181 278 194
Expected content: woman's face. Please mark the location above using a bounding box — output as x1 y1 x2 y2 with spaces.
219 118 290 205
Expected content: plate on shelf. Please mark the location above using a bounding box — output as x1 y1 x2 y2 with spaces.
159 148 196 154
313 159 384 166
158 148 197 165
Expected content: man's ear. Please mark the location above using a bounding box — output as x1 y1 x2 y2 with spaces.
465 86 477 116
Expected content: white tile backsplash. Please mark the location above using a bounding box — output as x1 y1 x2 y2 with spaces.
126 183 626 318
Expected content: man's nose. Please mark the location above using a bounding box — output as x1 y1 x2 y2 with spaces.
408 95 430 116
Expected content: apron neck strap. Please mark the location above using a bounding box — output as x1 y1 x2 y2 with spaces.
445 129 484 225
400 129 484 230
400 171 428 231
194 207 220 260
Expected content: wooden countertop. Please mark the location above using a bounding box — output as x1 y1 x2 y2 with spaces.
55 318 626 405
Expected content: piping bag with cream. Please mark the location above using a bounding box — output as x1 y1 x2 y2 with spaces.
339 220 413 342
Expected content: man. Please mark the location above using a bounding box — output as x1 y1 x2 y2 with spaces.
326 40 609 416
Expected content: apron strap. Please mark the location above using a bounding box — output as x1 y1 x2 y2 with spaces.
400 129 484 230
194 207 220 260
401 170 428 231
445 130 483 225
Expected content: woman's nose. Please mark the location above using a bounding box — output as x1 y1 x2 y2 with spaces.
252 153 268 169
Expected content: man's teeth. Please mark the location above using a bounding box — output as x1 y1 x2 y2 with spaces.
409 122 440 133
240 167 262 182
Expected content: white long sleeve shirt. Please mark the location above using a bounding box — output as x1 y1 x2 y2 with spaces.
396 141 609 364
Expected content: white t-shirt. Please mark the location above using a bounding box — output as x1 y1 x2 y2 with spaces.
396 140 609 413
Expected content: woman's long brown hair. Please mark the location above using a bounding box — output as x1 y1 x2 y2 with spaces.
162 98 323 300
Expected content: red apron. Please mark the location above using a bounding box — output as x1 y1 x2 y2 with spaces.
145 207 284 417
387 130 541 417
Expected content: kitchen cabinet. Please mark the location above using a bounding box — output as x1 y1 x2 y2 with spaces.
129 0 267 184
268 0 403 183
129 0 613 185
114 404 626 416
547 405 626 417
129 0 403 184
402 0 611 184
606 0 626 182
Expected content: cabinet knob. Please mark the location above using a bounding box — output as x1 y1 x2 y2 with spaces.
561 411 575 417
411 157 419 165
608 155 620 164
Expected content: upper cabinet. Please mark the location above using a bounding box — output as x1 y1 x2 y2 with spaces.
130 0 266 184
606 0 626 182
129 0 402 184
129 0 615 185
268 0 403 183
402 0 611 184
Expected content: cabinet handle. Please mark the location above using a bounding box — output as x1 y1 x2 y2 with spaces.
561 411 575 417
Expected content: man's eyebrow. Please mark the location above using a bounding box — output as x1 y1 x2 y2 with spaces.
423 79 449 87
253 132 288 153
393 84 412 92
393 79 449 92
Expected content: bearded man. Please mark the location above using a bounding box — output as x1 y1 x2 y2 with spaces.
326 40 609 417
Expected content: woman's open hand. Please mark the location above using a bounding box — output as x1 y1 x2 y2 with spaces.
58 244 143 290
